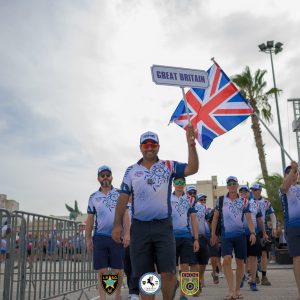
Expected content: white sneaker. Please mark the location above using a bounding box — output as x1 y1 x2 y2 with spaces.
131 294 139 300
219 271 224 278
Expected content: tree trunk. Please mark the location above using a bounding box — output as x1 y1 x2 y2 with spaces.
250 100 272 197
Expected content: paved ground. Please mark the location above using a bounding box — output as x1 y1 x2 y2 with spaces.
69 263 299 300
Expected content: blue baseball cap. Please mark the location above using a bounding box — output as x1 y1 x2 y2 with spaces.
186 185 197 193
239 185 249 192
196 193 207 200
226 176 238 184
250 183 262 191
284 165 292 175
140 131 159 144
97 165 112 175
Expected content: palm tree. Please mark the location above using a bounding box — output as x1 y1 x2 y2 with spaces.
65 200 82 221
232 66 279 196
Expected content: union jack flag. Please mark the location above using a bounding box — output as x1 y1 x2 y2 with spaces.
170 63 253 149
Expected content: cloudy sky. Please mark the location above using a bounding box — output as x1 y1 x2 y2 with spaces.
1 0 300 216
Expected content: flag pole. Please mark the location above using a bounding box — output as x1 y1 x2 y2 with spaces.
254 112 293 162
181 86 192 126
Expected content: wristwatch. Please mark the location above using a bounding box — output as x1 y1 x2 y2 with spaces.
250 232 256 236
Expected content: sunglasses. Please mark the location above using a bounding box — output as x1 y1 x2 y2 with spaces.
99 173 111 178
239 190 249 193
188 191 197 195
227 182 238 186
174 179 185 186
199 198 206 202
141 142 159 150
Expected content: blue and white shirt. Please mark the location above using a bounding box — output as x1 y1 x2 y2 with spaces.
87 187 120 237
171 193 195 238
256 197 274 220
243 199 262 235
194 202 210 238
216 195 250 238
279 184 300 229
120 159 186 221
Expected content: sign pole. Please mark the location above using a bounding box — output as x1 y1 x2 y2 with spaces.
181 86 192 126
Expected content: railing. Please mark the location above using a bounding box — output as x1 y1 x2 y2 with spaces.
0 209 98 300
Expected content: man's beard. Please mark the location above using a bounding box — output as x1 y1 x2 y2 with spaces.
100 180 111 188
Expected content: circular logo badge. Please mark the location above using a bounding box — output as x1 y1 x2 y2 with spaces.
139 272 161 295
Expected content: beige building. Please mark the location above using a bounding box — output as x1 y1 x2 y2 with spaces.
0 194 19 212
187 176 228 208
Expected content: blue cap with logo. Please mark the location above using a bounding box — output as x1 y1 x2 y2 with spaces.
239 185 249 192
226 176 238 183
140 131 159 144
97 165 112 175
250 183 262 191
196 193 207 200
186 185 197 193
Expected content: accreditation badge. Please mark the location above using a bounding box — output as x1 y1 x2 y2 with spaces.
100 273 119 295
180 271 200 296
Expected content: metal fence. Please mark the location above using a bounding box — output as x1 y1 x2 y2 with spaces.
0 209 98 300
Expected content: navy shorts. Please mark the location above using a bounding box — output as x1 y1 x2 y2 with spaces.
208 243 220 257
246 235 262 257
175 237 194 265
221 235 247 260
93 235 124 270
130 218 176 277
192 236 209 265
286 227 300 257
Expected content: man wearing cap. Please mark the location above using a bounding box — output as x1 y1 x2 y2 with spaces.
239 185 267 291
210 176 256 300
85 166 130 300
112 126 199 300
186 186 197 206
193 193 211 289
280 161 300 300
251 182 277 286
170 177 199 300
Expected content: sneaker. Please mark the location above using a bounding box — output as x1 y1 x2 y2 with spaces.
211 272 219 284
261 276 271 286
180 295 188 300
219 271 224 278
269 260 276 264
131 295 139 300
250 282 259 291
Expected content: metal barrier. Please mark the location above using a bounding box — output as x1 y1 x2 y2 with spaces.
0 209 98 300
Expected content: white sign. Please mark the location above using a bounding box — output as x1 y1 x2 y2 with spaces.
151 65 209 88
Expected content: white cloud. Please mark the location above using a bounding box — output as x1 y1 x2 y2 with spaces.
1 0 300 215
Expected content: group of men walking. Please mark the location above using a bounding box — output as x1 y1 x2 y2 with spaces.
85 127 300 300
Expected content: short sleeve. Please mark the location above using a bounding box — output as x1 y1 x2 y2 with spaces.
188 207 197 214
120 166 133 195
87 194 96 214
266 201 274 215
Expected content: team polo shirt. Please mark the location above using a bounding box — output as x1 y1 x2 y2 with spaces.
255 197 274 220
87 187 120 237
171 193 195 238
279 184 300 228
120 159 186 221
216 195 250 238
243 199 262 234
194 202 210 238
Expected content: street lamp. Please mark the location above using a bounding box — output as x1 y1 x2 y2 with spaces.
258 40 286 174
